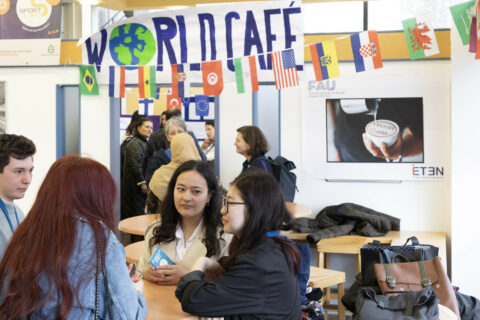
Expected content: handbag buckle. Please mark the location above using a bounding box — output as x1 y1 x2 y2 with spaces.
422 278 432 287
386 276 396 288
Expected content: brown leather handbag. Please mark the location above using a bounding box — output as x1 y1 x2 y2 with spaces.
374 256 459 319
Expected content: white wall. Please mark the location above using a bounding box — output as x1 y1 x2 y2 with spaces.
0 67 77 211
451 28 480 297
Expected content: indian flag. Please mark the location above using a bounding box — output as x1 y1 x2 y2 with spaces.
233 56 259 94
402 17 439 60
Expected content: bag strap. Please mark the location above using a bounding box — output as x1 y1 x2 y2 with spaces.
403 236 420 246
94 234 115 319
418 260 432 287
383 263 396 289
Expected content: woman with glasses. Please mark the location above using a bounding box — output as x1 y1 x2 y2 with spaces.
138 160 231 285
175 170 301 319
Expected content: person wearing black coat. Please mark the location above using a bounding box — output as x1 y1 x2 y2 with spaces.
175 171 301 319
121 117 153 220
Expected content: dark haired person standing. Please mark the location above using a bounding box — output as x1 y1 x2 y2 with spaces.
0 134 35 258
235 125 273 175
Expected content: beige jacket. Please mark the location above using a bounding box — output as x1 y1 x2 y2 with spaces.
137 220 232 272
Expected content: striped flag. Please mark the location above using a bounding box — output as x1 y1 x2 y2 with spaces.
309 41 340 81
171 64 191 98
233 56 259 94
402 18 439 60
270 49 299 89
138 66 156 99
350 31 383 72
108 66 125 98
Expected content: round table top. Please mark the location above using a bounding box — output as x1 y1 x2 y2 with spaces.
118 214 159 235
118 202 312 236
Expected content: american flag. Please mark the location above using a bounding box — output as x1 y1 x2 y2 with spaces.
271 49 299 89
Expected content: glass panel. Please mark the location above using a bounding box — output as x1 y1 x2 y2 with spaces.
254 85 280 158
303 2 364 33
368 0 451 31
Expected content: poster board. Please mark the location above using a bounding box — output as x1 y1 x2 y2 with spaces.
302 70 450 181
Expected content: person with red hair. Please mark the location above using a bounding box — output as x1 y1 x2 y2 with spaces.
0 155 147 319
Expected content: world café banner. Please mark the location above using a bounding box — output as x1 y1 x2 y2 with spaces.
80 0 303 83
0 0 62 65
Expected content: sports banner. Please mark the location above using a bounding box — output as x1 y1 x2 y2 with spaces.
80 1 303 81
0 0 62 65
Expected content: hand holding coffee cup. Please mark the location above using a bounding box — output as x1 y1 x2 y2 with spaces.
365 120 399 148
363 120 402 161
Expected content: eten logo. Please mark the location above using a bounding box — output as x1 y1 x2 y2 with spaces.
412 165 444 177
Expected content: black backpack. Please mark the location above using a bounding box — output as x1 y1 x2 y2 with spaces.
267 156 298 202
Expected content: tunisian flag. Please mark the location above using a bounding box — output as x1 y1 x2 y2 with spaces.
202 60 223 96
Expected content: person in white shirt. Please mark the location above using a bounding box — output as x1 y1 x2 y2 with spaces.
0 134 35 259
137 160 231 285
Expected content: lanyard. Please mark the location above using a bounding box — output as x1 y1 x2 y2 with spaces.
266 230 279 238
0 198 20 233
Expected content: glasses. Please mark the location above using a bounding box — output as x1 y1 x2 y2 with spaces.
222 197 245 213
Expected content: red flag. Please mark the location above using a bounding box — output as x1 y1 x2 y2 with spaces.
171 64 179 97
167 94 182 110
138 66 145 99
202 60 223 96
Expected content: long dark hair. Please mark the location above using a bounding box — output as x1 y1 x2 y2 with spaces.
224 171 300 273
149 160 223 257
125 111 140 136
0 155 117 319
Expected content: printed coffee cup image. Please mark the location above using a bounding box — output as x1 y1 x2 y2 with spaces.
365 119 399 148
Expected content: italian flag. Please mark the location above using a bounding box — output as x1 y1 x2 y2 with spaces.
233 56 259 94
402 17 439 60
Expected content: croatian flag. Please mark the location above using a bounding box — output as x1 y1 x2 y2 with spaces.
171 64 191 98
108 66 125 98
271 49 299 89
350 31 383 72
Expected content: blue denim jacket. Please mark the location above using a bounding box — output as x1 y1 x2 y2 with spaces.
20 218 148 319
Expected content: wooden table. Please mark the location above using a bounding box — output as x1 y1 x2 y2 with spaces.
119 202 312 236
118 214 159 235
143 281 194 319
283 230 448 272
125 240 145 264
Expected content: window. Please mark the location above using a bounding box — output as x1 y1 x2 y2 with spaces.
368 0 451 31
303 2 365 34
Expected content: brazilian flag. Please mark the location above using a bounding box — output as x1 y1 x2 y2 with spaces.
79 65 99 95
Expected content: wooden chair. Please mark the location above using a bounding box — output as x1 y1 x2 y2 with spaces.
309 267 346 320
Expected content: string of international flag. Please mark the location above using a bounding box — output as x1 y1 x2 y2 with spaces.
79 0 480 102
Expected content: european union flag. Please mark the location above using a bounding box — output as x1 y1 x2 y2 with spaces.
195 95 209 116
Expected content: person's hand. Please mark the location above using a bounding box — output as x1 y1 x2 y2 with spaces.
140 183 148 194
362 133 402 161
143 264 189 285
202 139 213 149
191 257 224 281
127 263 144 293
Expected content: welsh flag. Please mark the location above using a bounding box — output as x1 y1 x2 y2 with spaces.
402 17 439 60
